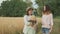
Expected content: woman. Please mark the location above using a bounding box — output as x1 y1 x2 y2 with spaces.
42 5 53 34
23 7 37 34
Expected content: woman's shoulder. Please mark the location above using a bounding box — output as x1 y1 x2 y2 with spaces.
49 13 53 16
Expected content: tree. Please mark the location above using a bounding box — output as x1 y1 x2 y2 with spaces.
0 0 28 17
36 0 60 17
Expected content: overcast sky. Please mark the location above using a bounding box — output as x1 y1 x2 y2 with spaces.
0 0 6 6
23 0 39 9
0 0 35 6
0 0 3 3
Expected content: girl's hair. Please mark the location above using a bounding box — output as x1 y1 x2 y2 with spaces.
43 5 51 14
26 7 33 15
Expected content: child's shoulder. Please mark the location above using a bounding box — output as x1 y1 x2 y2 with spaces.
24 15 28 17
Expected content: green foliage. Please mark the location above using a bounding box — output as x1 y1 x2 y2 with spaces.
36 0 60 17
0 0 60 17
0 0 27 17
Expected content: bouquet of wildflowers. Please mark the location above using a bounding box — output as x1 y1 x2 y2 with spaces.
29 15 37 27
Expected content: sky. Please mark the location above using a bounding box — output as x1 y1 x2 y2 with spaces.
0 0 35 6
0 0 6 6
23 0 39 9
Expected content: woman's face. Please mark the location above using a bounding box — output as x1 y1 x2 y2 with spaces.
28 10 33 15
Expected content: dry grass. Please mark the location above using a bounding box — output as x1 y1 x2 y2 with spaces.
0 17 60 34
0 17 41 34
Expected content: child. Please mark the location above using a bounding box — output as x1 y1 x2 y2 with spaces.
42 5 53 34
23 7 36 34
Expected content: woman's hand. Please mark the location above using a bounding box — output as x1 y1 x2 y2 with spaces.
49 26 53 33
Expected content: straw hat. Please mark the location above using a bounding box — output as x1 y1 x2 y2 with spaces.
26 7 33 12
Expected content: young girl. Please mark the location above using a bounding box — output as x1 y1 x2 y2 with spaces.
23 7 36 34
42 5 53 34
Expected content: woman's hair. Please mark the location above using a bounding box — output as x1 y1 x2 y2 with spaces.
26 7 33 15
43 5 51 14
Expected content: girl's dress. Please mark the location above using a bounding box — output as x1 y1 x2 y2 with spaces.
23 15 36 34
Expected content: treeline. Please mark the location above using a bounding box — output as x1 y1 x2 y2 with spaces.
36 0 60 17
0 0 28 17
0 0 60 17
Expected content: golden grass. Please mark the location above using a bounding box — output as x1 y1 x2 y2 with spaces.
0 17 60 34
0 17 41 34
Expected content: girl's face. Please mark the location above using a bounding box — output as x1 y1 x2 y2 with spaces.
28 10 33 15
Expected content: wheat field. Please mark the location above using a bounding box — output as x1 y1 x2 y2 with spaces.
0 17 41 34
0 17 60 34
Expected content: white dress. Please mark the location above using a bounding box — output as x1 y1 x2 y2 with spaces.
23 15 36 34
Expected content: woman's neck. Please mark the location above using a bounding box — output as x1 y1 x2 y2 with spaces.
43 12 51 15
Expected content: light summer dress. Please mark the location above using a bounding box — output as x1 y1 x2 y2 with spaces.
23 15 36 34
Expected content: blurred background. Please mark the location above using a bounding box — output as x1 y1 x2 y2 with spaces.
0 0 60 34
0 0 60 17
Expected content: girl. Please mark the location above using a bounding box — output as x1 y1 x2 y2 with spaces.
23 7 37 34
42 5 53 34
